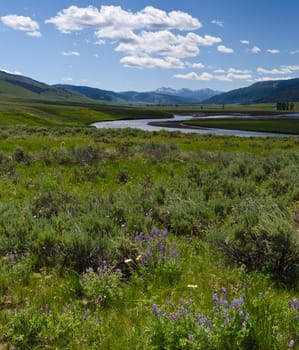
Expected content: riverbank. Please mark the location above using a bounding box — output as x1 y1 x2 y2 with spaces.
149 113 299 135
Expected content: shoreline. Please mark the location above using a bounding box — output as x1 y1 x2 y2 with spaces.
149 113 299 135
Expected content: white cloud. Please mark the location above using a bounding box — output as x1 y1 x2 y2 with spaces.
27 31 42 38
240 40 250 44
250 46 261 54
211 20 224 27
256 76 292 82
113 31 221 58
46 5 223 69
95 39 105 45
186 62 205 69
174 71 213 81
1 14 41 37
217 45 234 54
174 70 252 81
289 49 299 55
213 69 225 73
1 68 22 75
228 68 251 74
267 49 280 54
257 65 299 75
121 55 185 69
62 51 80 56
46 5 201 33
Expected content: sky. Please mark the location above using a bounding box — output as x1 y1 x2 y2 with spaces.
1 0 299 92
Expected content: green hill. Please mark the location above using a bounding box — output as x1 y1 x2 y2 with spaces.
0 70 90 102
204 78 299 104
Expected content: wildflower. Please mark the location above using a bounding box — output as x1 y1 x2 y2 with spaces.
290 298 299 310
288 340 295 348
124 258 133 264
232 295 244 309
212 291 219 305
187 284 198 289
152 304 162 317
222 287 228 299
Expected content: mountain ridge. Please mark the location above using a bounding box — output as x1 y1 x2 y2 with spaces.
203 78 299 104
1 70 299 106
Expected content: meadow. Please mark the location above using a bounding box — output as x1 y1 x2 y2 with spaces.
183 117 299 134
0 119 299 348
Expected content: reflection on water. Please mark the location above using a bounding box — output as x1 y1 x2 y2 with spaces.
91 115 292 137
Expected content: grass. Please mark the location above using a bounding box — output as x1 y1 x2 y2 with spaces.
0 98 172 127
1 99 299 348
0 125 299 348
183 117 299 134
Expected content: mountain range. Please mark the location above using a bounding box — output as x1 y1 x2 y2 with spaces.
1 69 299 105
55 84 221 105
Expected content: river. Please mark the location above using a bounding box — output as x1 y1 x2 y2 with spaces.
91 115 293 137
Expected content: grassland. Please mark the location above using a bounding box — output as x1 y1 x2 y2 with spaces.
183 117 299 134
0 121 299 348
1 99 299 348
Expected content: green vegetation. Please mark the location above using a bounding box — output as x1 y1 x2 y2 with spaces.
184 117 299 134
0 125 299 348
0 99 172 126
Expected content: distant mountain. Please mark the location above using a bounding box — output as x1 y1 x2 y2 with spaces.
154 87 222 101
0 70 89 102
203 78 299 104
57 84 222 105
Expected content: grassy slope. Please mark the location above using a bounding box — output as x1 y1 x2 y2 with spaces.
0 98 172 126
184 118 299 134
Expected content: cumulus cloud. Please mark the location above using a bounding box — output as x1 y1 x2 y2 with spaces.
174 70 252 81
62 51 80 56
267 49 280 54
1 14 41 37
217 45 234 54
46 5 223 68
113 31 221 58
121 55 185 69
250 46 261 54
174 72 213 81
257 65 299 75
256 76 292 82
45 5 202 33
186 62 205 69
211 20 224 27
240 40 250 44
228 68 252 74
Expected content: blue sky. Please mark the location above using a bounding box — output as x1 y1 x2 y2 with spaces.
1 0 299 92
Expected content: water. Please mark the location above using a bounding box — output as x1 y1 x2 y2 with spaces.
91 115 293 137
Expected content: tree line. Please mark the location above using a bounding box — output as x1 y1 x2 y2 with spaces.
276 102 295 111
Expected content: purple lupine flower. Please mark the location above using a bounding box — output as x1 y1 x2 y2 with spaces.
290 298 299 310
152 303 162 317
232 296 244 309
169 312 180 321
160 229 168 238
242 321 247 328
212 291 219 305
288 340 295 348
222 287 228 299
188 334 194 340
